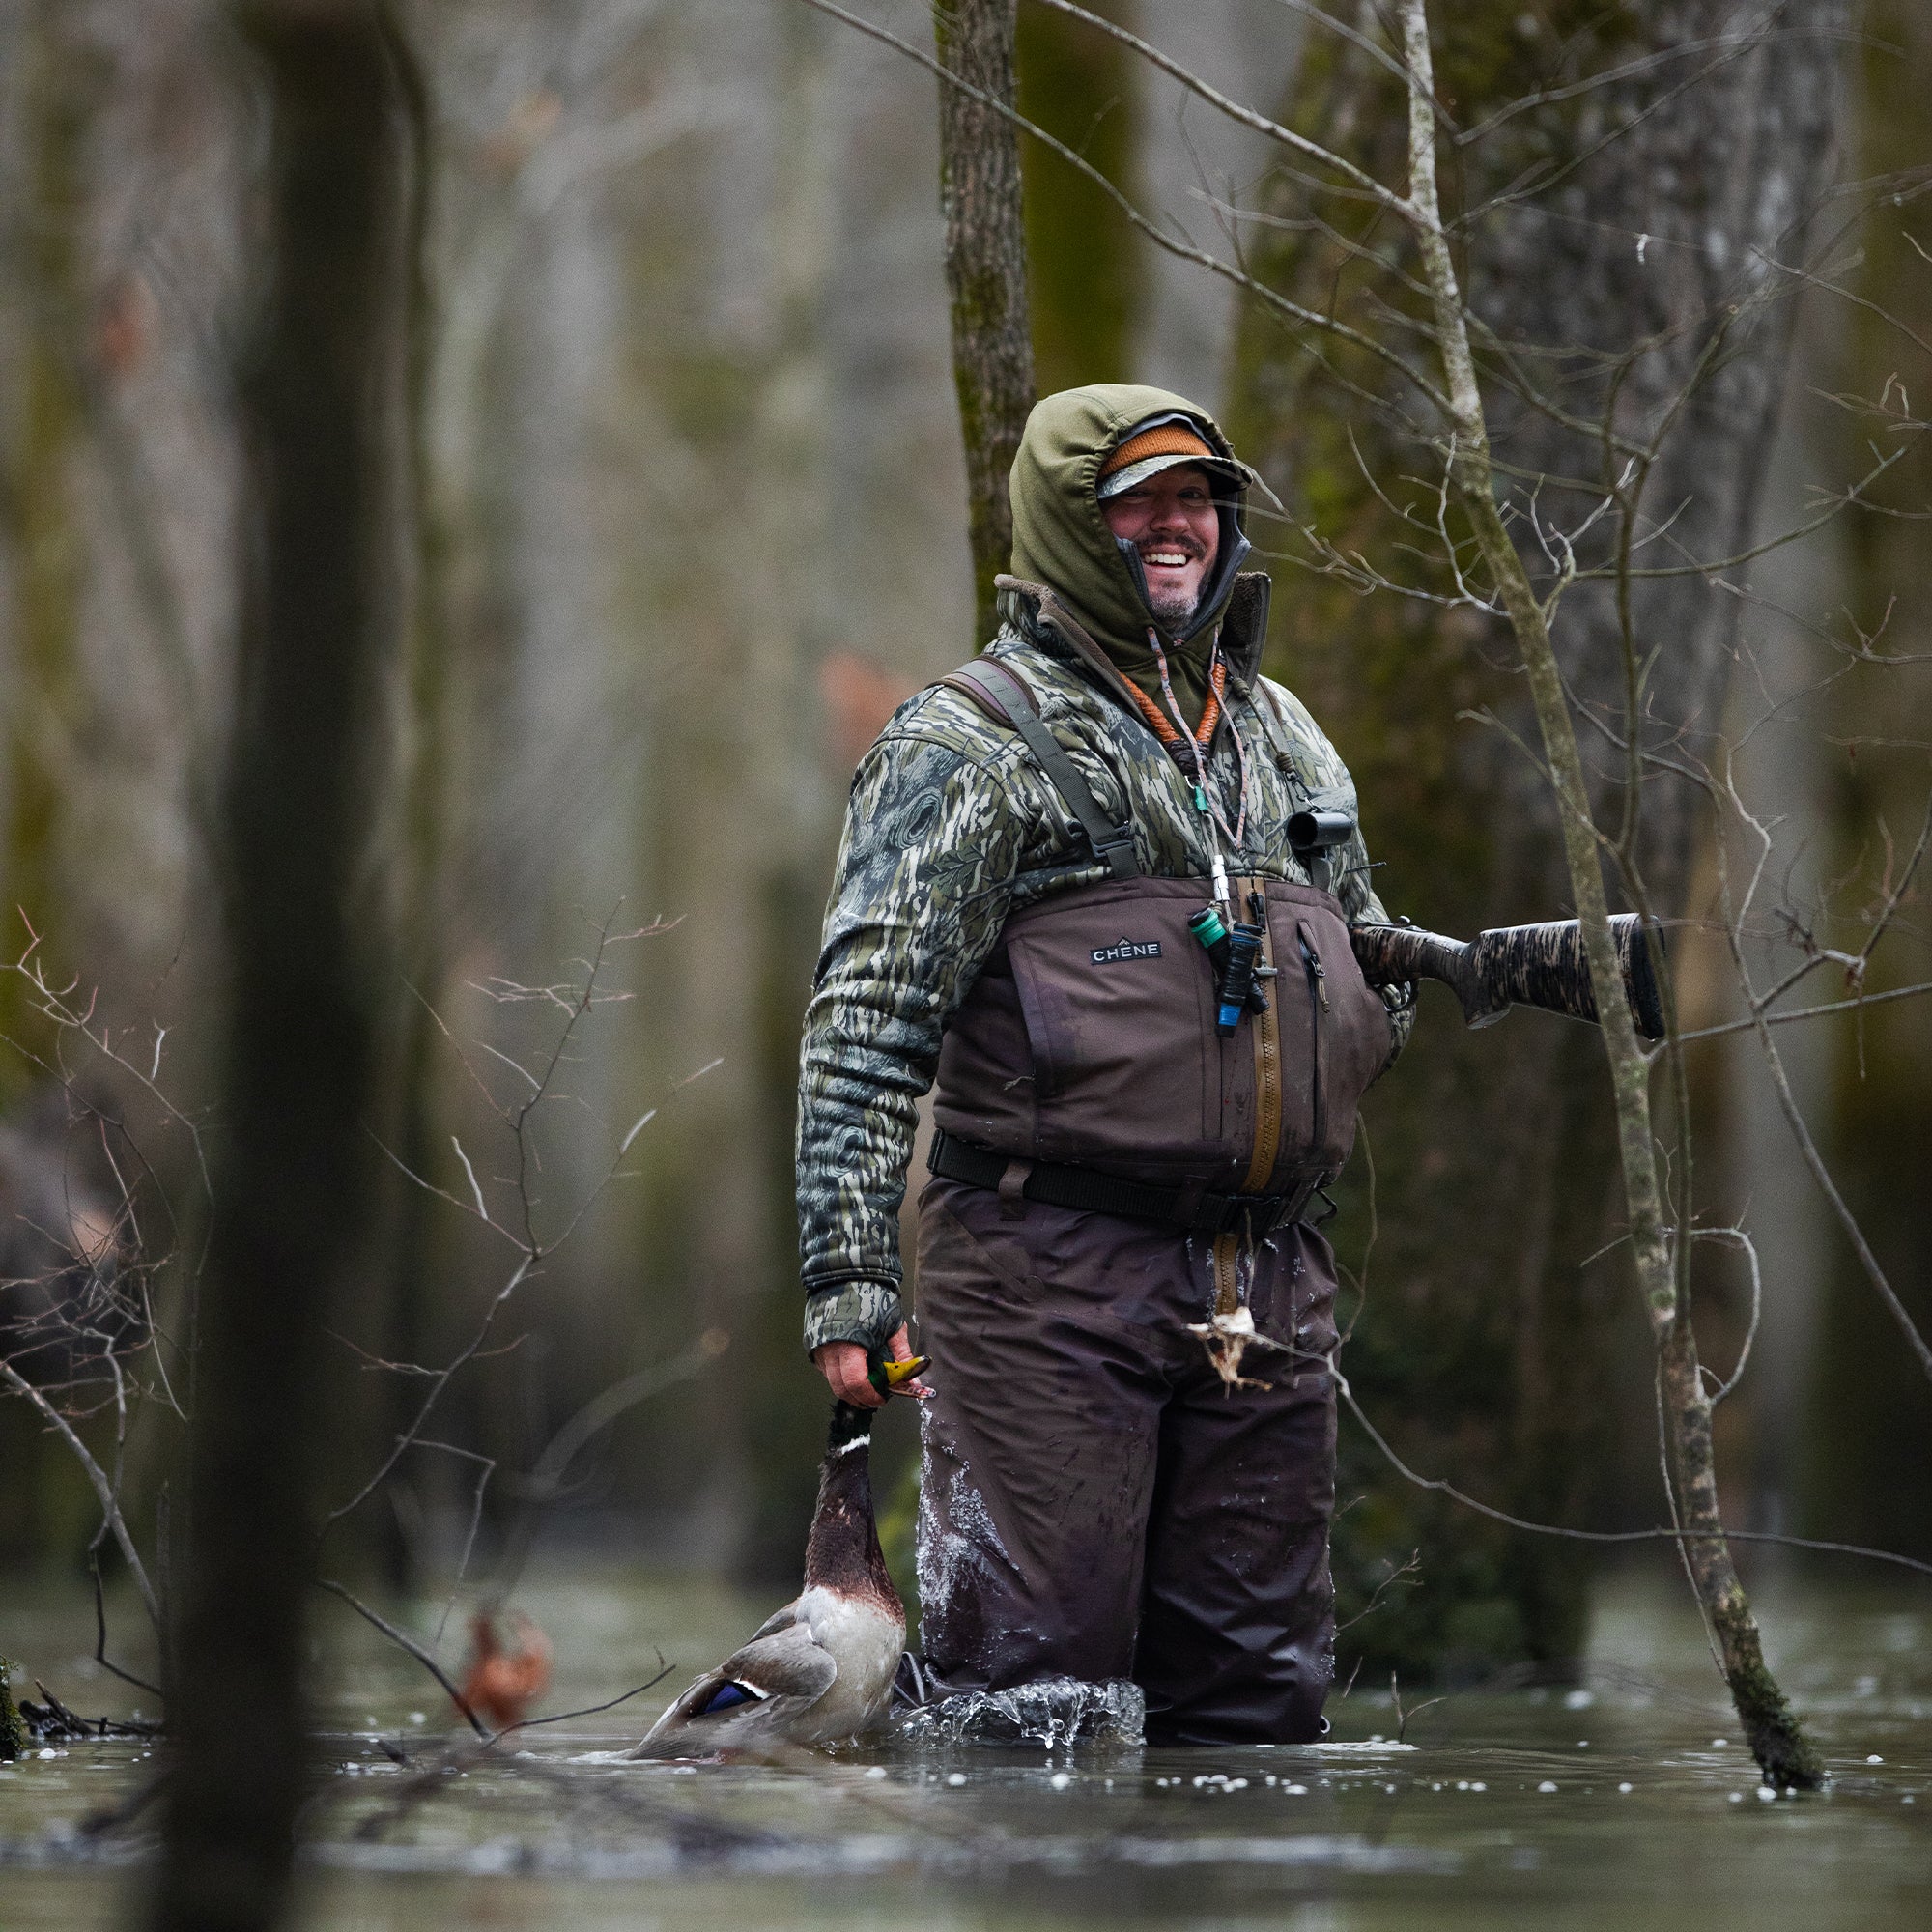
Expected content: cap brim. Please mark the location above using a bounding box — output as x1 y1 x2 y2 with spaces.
1096 451 1244 500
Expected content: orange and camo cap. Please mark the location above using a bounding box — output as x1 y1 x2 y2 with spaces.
1096 413 1243 500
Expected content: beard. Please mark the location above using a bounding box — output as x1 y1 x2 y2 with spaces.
1137 536 1209 628
1145 579 1200 625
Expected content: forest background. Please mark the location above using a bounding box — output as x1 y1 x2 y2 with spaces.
1 0 1928 1697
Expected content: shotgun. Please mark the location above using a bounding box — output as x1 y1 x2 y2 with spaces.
1350 914 1666 1040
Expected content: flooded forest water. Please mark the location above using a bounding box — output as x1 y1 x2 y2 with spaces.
3 1562 1926 1930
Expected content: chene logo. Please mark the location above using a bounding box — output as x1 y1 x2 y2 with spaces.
1092 938 1163 965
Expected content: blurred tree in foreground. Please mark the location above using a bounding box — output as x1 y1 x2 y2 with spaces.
154 3 407 1926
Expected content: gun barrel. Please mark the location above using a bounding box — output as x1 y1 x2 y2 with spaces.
1351 915 1665 1039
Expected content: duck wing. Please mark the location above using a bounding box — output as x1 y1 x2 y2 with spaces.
712 1618 840 1704
742 1601 801 1644
630 1615 839 1757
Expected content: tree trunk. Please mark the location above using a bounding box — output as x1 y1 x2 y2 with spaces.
0 0 105 1564
1808 0 1932 1565
152 5 405 1926
1227 0 1844 1685
1012 0 1140 397
0 1 101 1104
1392 0 1821 1786
933 0 1034 644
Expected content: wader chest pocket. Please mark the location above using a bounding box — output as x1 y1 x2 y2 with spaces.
934 876 1392 1188
1265 894 1394 1178
1003 888 1229 1172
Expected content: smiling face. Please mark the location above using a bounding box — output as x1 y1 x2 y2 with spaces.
1099 462 1221 628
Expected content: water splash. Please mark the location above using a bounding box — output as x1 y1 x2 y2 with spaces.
895 1676 1145 1749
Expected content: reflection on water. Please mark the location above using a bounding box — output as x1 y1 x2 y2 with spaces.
2 1562 1926 1930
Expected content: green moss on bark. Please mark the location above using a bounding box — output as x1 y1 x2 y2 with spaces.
1709 1589 1825 1790
1 1659 25 1760
1014 0 1139 393
1227 3 1682 1688
0 20 105 1106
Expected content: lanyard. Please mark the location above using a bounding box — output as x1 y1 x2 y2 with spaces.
1124 630 1249 898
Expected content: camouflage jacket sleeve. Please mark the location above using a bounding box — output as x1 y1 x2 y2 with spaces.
797 713 1029 1352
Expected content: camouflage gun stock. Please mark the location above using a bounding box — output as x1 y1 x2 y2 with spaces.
1350 915 1665 1041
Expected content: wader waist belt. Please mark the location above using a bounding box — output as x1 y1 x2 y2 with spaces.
928 1128 1329 1236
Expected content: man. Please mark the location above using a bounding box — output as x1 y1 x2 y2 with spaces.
796 384 1412 1746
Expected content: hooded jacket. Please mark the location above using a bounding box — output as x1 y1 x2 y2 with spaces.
797 387 1410 1357
1009 384 1254 728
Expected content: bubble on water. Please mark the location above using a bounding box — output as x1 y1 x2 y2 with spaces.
1284 1783 1308 1795
1728 1792 1745 1804
896 1676 1145 1749
1867 1754 1884 1764
1470 1782 1486 1792
1577 1741 1590 1748
1756 1786 1776 1802
38 1749 58 1761
946 1772 966 1787
1564 1689 1596 1710
1049 1772 1071 1790
410 1713 426 1725
1618 1782 1634 1793
1712 1738 1728 1747
864 1766 888 1780
1537 1780 1558 1794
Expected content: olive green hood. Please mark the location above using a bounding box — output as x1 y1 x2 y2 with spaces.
1006 384 1255 724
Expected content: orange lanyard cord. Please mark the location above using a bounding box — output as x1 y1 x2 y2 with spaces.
1132 636 1248 853
1124 657 1224 752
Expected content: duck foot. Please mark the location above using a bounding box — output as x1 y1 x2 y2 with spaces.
1185 1306 1288 1392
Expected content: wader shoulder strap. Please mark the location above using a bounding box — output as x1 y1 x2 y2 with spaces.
936 658 1141 881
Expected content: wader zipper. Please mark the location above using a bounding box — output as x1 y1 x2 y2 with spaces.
1298 923 1326 1157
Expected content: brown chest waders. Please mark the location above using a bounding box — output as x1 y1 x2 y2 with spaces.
912 656 1390 1745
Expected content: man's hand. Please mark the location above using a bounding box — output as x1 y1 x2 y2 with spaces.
812 1325 930 1409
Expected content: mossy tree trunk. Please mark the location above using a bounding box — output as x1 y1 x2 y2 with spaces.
934 0 1035 644
931 0 1147 646
1386 0 1822 1787
1227 0 1843 1690
1013 0 1140 397
1806 0 1932 1567
0 0 113 1571
0 1657 24 1759
0 3 103 1098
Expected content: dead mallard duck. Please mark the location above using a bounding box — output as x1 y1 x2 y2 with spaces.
630 1364 922 1758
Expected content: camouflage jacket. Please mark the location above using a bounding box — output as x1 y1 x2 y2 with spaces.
798 578 1413 1356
